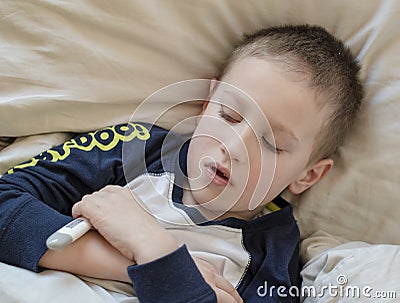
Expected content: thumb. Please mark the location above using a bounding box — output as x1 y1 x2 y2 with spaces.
71 201 83 219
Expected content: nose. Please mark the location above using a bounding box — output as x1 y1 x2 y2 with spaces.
220 124 255 164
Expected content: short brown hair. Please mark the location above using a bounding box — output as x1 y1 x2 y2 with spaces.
220 24 364 164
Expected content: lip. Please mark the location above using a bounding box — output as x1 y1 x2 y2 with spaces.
205 162 232 187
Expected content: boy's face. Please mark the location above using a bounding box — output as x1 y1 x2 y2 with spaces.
186 57 332 220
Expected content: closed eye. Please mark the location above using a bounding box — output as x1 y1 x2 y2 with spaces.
262 136 285 154
218 105 242 124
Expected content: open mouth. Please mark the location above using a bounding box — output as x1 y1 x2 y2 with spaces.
211 166 230 181
206 162 231 186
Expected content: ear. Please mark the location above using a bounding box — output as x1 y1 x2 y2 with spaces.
288 158 333 195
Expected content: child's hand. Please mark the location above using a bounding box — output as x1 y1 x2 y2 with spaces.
71 185 178 264
193 257 243 303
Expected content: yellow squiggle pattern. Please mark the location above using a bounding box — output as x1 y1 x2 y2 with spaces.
7 123 150 175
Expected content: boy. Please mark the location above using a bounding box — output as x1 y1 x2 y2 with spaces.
0 25 363 302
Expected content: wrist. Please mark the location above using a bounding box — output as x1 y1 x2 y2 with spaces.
133 232 179 264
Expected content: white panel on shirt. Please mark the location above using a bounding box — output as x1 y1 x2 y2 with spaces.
126 173 251 287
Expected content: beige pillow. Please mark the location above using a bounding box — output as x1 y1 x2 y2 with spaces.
0 0 378 135
0 133 72 175
292 0 400 244
0 0 399 245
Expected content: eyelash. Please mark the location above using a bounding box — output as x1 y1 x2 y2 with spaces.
217 108 241 124
218 106 285 155
262 136 285 155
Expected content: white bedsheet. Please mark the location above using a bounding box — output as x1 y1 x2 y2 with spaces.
0 262 137 303
2 239 399 302
301 241 400 302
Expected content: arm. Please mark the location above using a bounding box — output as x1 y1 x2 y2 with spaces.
129 246 219 303
39 230 133 282
72 185 243 303
0 124 145 273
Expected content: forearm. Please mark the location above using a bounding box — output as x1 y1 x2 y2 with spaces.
129 245 217 303
39 230 134 283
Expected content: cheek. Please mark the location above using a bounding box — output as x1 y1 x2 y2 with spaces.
244 154 288 208
187 140 201 174
268 156 305 193
248 151 276 188
187 136 213 177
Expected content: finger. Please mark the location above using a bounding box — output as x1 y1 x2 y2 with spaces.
72 195 93 219
71 201 83 218
214 287 240 303
71 199 102 224
193 258 215 273
192 258 242 302
102 184 123 193
214 275 243 303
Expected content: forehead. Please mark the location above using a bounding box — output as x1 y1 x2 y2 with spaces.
218 57 324 144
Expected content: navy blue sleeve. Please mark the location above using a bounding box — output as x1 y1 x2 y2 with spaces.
0 123 149 272
0 122 220 303
128 245 217 303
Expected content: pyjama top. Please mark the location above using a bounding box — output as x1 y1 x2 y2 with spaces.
0 122 300 303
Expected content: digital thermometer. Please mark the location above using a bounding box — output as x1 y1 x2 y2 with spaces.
46 217 92 250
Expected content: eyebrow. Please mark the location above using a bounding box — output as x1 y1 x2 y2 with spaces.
271 121 299 143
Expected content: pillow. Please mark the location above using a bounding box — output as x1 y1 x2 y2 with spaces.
0 0 380 135
0 133 72 175
301 240 400 302
0 0 399 245
291 0 400 243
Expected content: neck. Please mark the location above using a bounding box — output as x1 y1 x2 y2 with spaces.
182 188 263 221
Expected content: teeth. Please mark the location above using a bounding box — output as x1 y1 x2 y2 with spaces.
210 165 228 180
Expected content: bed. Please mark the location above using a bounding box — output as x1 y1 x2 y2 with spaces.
1 0 399 302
